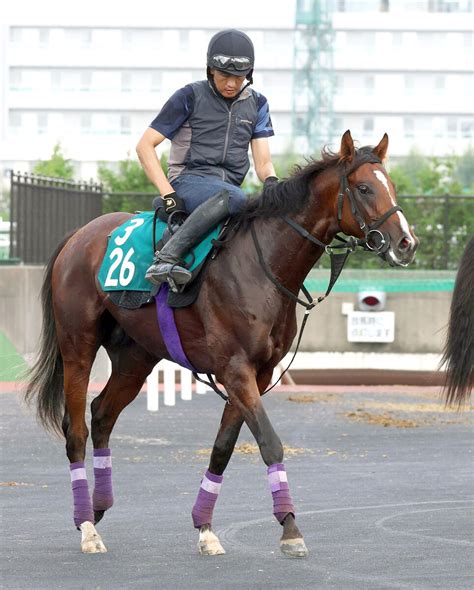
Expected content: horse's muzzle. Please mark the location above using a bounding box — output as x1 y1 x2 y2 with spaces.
385 232 418 267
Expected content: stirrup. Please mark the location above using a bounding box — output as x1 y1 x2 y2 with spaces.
145 261 192 289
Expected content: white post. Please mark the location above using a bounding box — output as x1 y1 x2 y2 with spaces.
180 368 192 401
163 360 176 406
195 374 208 394
272 363 282 386
147 365 159 412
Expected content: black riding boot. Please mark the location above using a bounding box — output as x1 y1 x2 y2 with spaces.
145 190 231 291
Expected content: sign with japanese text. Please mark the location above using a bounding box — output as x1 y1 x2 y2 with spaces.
347 311 395 343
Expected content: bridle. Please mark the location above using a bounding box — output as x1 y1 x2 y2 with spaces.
337 155 403 255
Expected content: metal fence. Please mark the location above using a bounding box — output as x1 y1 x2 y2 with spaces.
9 171 102 264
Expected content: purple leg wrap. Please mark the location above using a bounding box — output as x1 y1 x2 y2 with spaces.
192 470 223 528
70 461 94 527
92 448 114 512
268 463 295 524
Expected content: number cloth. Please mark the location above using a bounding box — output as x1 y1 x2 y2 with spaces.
98 211 221 292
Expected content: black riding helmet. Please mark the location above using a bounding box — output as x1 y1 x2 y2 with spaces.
206 29 254 84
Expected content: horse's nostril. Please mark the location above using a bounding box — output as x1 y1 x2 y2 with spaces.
398 236 412 252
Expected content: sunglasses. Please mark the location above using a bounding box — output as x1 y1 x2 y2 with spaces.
210 54 252 71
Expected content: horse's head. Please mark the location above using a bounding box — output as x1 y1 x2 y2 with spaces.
335 130 418 266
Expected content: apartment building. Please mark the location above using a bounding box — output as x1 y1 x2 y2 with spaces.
0 0 472 181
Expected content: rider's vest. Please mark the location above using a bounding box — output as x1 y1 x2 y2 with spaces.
151 81 273 187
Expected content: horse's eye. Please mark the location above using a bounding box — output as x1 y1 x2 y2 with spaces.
358 184 369 195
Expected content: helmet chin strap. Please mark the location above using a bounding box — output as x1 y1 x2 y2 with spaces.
207 69 253 101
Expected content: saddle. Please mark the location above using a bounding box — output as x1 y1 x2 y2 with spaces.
98 206 233 310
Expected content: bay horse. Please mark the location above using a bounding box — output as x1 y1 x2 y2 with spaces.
441 236 473 407
25 131 418 556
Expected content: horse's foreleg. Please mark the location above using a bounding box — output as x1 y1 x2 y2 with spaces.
90 343 157 525
223 364 308 558
194 402 244 555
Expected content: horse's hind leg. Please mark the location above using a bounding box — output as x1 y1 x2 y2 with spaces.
90 338 157 525
61 344 108 553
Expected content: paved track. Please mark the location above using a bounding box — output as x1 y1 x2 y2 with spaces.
1 386 473 590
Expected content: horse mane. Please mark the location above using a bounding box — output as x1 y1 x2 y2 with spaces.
241 145 379 220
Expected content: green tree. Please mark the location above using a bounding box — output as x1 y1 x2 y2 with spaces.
32 143 75 179
99 153 160 213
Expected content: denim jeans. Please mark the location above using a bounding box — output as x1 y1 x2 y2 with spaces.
171 174 248 215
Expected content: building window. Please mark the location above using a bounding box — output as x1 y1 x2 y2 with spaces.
460 119 474 139
120 115 131 135
38 113 48 134
10 27 23 44
80 71 92 92
51 71 62 90
405 74 415 95
82 29 92 48
463 32 473 50
122 29 133 48
121 72 132 93
434 75 445 94
151 71 162 92
404 117 414 138
9 111 22 129
9 69 22 91
363 118 374 135
392 32 402 48
81 113 92 134
39 28 49 48
428 1 472 12
432 117 444 137
179 30 189 50
447 118 457 138
365 75 375 95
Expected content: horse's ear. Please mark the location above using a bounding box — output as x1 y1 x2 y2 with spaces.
373 133 389 161
340 130 355 162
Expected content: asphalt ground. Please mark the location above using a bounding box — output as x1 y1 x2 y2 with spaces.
1 385 473 590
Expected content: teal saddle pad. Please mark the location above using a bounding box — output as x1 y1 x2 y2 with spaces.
98 211 220 292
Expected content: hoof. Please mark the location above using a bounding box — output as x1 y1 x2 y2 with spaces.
280 538 309 558
80 521 107 554
197 529 226 556
94 510 105 525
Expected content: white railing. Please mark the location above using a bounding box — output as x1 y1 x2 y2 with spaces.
105 359 285 412
146 361 210 412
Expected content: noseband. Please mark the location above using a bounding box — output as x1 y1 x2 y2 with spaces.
337 155 403 254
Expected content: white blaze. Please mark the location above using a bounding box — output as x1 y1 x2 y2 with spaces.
372 169 412 236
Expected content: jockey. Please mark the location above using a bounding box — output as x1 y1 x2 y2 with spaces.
136 28 278 291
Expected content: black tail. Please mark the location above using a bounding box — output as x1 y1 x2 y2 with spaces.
24 232 76 436
441 237 474 408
